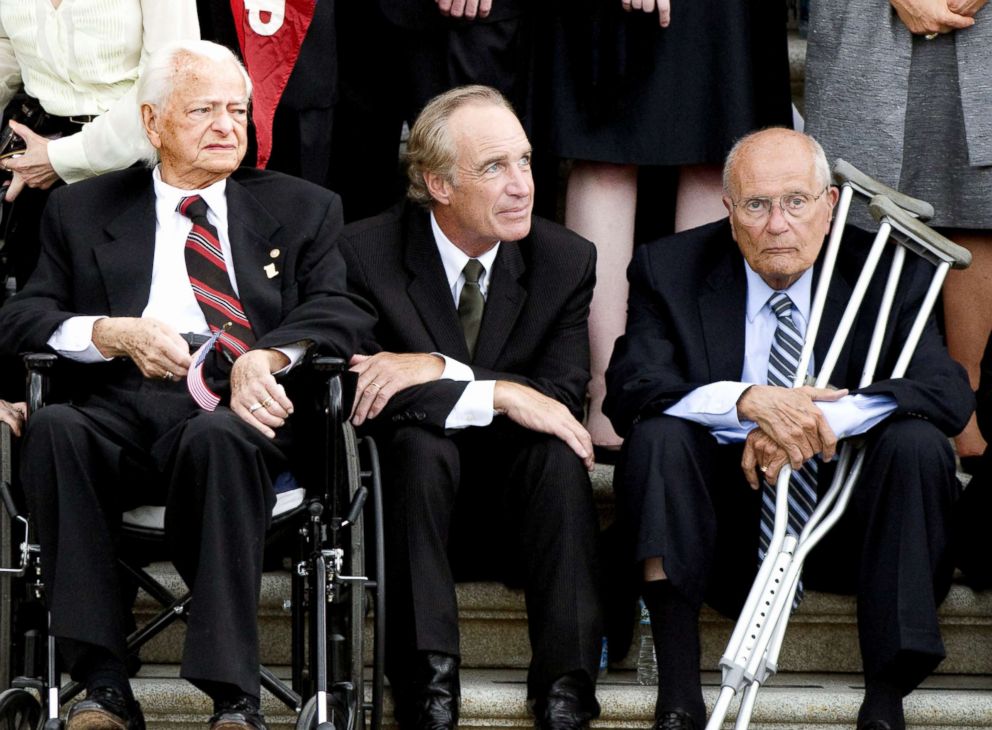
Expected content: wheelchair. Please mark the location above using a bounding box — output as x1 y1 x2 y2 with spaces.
0 352 386 730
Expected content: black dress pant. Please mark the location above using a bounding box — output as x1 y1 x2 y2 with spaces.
380 422 602 698
20 378 290 697
616 414 959 692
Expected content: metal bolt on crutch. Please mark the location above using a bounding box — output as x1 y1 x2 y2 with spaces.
706 162 970 730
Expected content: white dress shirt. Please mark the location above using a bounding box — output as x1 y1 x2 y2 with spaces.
665 261 896 444
48 167 304 369
429 211 501 430
0 0 199 183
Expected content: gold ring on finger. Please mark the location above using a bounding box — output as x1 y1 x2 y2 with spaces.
164 371 175 382
261 396 275 409
760 465 768 473
924 32 938 40
369 382 381 390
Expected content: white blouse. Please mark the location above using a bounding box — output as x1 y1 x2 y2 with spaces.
0 0 199 183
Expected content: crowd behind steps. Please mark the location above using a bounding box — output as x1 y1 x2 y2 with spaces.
0 2 986 730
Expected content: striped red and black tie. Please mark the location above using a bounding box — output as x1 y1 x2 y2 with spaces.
177 195 255 360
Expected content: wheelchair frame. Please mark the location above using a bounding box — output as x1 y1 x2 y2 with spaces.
0 354 385 730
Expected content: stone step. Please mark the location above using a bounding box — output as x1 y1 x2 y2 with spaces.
97 667 992 730
132 566 992 677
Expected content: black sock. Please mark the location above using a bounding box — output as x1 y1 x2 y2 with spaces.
858 677 905 730
75 647 133 702
641 580 705 725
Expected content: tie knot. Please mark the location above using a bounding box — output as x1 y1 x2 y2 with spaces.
768 292 793 322
463 259 484 285
177 195 209 222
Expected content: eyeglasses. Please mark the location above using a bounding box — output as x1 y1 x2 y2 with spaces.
730 187 830 224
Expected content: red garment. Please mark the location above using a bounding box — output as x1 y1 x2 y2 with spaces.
230 0 316 168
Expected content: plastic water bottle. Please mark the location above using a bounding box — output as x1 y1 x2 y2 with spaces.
636 598 658 685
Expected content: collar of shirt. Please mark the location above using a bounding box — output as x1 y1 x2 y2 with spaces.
430 211 500 304
142 167 236 334
744 259 814 331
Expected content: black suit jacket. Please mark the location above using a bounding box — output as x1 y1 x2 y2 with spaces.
340 201 595 429
377 0 527 29
604 218 974 439
0 166 376 390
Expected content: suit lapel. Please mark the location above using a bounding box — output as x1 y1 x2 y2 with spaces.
403 210 471 359
95 183 157 316
473 240 526 368
699 248 747 382
225 178 283 335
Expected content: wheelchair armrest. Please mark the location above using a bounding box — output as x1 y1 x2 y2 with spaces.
22 352 57 417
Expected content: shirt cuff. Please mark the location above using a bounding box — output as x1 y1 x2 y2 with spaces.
271 343 308 375
47 134 90 184
444 379 496 430
46 316 112 363
817 394 897 440
664 381 753 433
436 353 475 382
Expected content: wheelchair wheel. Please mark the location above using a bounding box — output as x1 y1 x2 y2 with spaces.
0 688 41 730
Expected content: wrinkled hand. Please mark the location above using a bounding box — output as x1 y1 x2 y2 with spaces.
349 352 444 426
621 0 672 27
889 0 974 34
741 427 791 490
92 317 192 380
0 400 27 437
436 0 492 18
230 349 293 438
3 120 60 202
946 0 988 15
736 385 846 468
493 381 594 470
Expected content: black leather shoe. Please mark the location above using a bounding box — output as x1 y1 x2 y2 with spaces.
395 652 460 730
533 673 598 730
857 722 893 730
67 686 145 730
209 696 267 730
653 709 699 730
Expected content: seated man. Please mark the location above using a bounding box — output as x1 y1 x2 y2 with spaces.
0 40 375 730
604 128 974 730
339 86 603 730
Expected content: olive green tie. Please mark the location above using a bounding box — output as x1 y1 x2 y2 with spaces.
458 259 485 358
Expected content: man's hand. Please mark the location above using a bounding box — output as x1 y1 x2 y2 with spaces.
3 120 61 202
92 317 192 380
741 427 791 490
621 0 672 27
0 400 27 437
436 0 492 18
230 349 294 438
736 385 846 467
349 352 444 426
493 381 594 470
889 0 974 34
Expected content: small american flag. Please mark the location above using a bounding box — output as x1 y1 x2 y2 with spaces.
187 328 226 411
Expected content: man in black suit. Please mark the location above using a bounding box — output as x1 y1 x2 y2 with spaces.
0 40 374 730
339 85 603 730
604 128 974 730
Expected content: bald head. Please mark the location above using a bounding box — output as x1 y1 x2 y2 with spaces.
721 129 839 290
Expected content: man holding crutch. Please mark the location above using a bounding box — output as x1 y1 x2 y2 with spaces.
605 128 974 730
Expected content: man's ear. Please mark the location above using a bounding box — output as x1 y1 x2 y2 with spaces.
141 104 162 150
424 170 452 206
723 196 740 242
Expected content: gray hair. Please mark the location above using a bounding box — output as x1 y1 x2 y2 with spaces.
405 85 515 206
722 128 832 197
136 40 252 165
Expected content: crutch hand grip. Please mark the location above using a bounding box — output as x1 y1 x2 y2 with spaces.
833 159 934 221
869 195 972 269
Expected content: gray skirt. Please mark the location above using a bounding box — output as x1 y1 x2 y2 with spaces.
899 33 992 230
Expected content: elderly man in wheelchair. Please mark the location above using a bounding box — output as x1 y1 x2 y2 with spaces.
0 39 375 730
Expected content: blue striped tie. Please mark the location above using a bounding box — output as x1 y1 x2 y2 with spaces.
758 292 818 606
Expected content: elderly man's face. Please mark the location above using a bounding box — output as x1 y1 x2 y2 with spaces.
723 130 839 290
142 54 248 189
428 103 534 255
